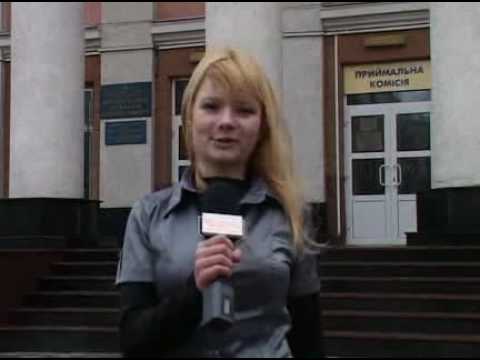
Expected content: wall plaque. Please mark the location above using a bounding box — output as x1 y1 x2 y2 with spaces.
101 82 151 119
105 120 147 146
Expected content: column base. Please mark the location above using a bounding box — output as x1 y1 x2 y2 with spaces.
407 187 480 246
0 198 101 248
99 207 132 248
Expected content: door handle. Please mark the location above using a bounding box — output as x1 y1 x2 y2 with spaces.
379 164 387 187
393 164 402 186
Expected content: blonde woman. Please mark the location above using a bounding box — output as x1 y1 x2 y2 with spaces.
116 48 323 358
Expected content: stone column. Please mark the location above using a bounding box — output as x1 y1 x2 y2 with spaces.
206 2 283 96
10 2 84 198
411 3 480 245
206 3 329 241
431 3 480 189
0 3 100 248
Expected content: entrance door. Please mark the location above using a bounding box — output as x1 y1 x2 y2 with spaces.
345 98 431 245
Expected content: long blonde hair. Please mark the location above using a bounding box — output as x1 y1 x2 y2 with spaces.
181 48 305 251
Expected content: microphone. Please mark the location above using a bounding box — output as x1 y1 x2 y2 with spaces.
199 177 247 329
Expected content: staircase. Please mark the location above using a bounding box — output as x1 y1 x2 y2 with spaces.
0 249 121 358
2 245 480 357
319 246 480 357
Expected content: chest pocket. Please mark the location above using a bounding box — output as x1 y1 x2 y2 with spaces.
232 208 294 315
149 205 201 296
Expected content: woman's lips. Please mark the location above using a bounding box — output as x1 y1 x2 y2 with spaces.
212 138 238 148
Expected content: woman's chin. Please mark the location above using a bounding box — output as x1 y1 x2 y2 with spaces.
208 150 238 162
208 154 244 167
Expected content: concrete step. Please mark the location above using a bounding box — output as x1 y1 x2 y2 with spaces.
0 327 119 353
320 292 480 313
323 310 480 334
23 292 119 308
319 261 480 277
11 308 120 327
37 277 116 292
319 246 480 262
321 276 480 294
0 352 121 358
62 250 119 263
407 233 480 246
324 331 480 357
50 262 117 277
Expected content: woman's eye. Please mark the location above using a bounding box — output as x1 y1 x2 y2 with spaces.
202 103 219 111
237 107 256 115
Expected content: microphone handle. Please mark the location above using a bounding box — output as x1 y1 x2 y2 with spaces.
201 277 235 329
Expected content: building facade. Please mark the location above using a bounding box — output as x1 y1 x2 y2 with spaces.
0 2 478 247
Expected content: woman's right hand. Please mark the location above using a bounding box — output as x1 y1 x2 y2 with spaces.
194 235 242 290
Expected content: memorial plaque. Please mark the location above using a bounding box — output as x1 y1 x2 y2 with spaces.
101 82 152 119
105 121 147 146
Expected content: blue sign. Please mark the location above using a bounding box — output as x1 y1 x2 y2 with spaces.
101 82 152 119
105 121 147 146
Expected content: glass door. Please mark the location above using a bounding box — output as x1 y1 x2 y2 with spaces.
345 104 391 245
345 100 431 245
392 103 431 243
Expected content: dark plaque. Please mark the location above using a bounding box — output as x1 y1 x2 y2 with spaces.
101 82 152 119
105 121 147 146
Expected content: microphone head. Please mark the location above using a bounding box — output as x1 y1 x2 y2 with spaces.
200 177 249 215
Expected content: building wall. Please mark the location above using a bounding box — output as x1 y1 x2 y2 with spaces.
0 2 206 204
85 55 101 200
283 37 325 203
156 2 205 21
102 2 153 23
100 2 154 208
1 2 9 32
0 2 441 242
85 2 101 26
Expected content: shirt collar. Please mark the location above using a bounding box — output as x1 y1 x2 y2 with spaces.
163 167 278 217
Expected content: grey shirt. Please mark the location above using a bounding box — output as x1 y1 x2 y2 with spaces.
116 169 321 357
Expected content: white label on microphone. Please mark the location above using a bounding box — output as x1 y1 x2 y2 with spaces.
223 297 231 316
201 213 244 238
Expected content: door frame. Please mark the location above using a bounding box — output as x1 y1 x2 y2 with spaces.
171 78 191 183
154 47 204 191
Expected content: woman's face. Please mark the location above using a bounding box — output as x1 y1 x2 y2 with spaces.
191 78 262 177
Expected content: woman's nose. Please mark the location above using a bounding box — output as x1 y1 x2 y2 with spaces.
218 107 236 128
